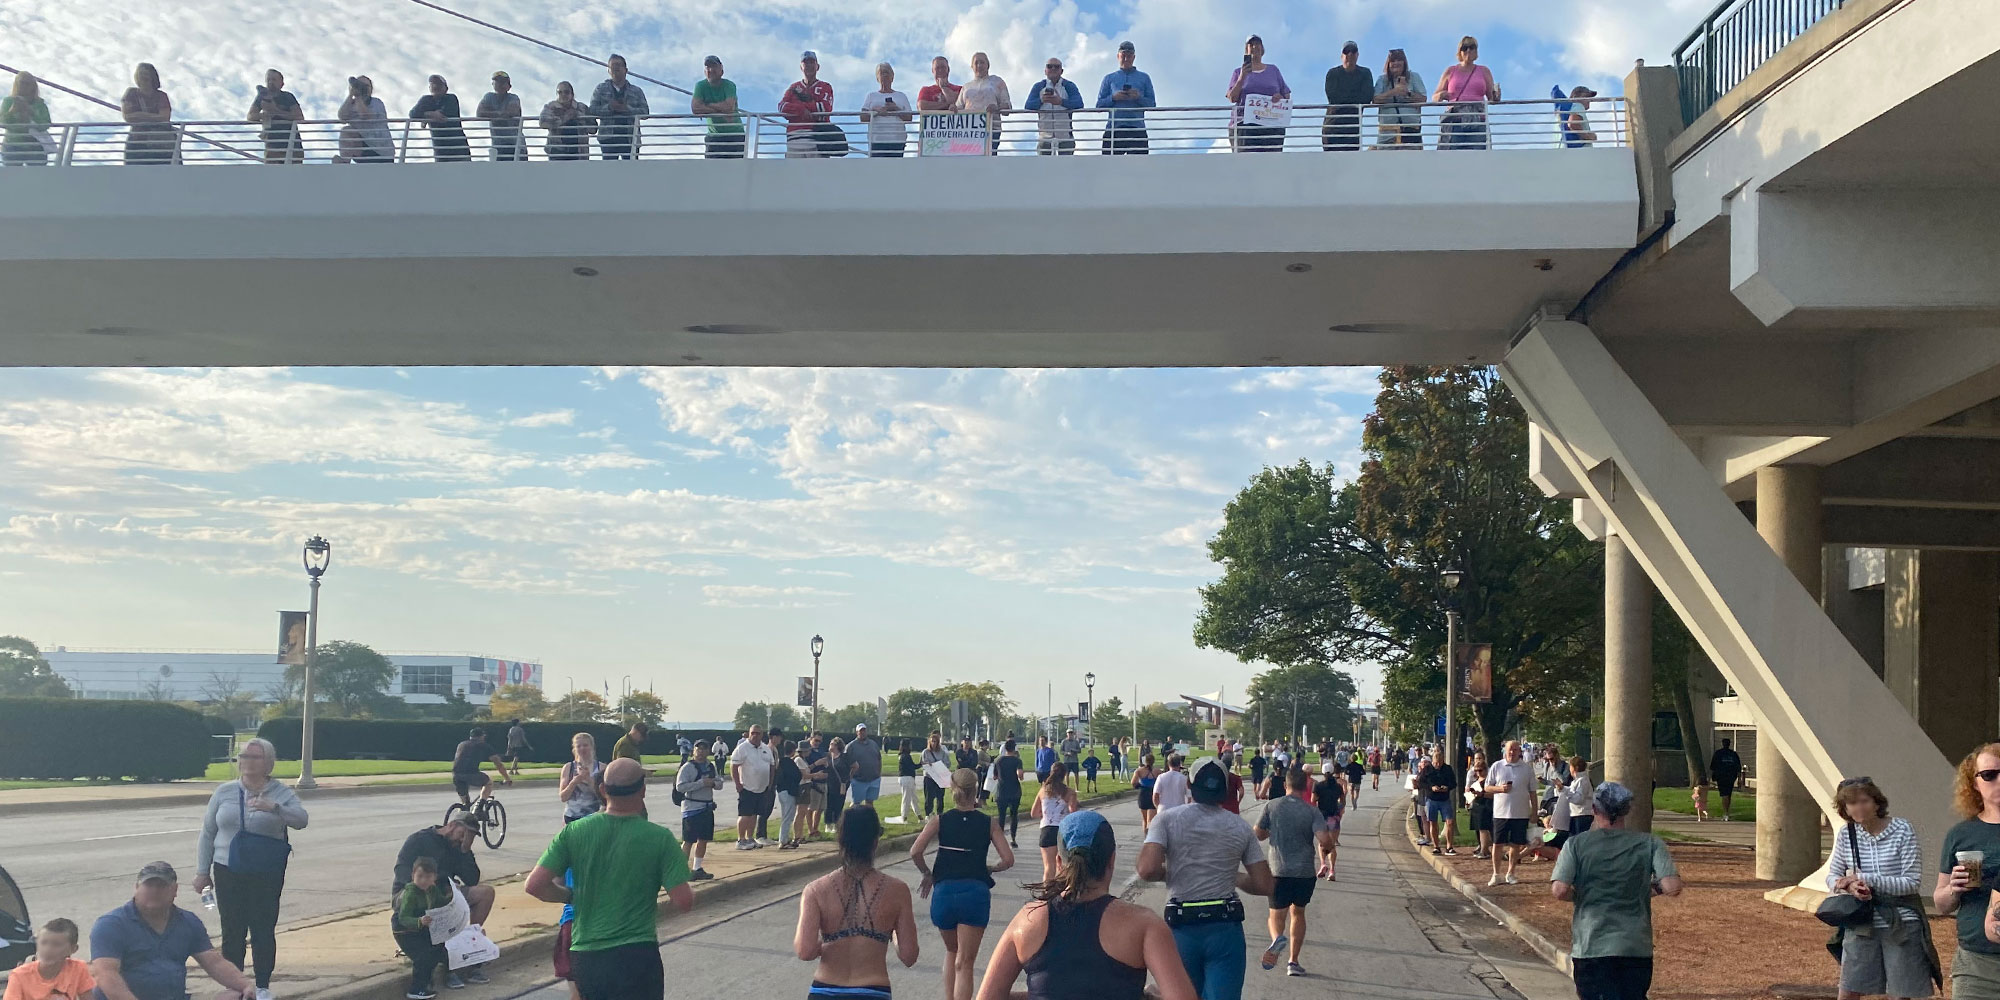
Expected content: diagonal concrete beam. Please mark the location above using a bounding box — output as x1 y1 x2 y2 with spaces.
1500 319 1956 897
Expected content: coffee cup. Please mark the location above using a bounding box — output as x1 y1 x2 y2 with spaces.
1959 850 1985 886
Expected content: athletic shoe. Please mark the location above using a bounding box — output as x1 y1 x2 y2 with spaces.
756 838 779 847
256 989 274 1000
1443 847 1458 856
1287 962 1305 977
1261 935 1288 971
1487 874 1500 887
407 991 437 1000
1415 838 1430 846
1430 847 1442 856
1505 874 1519 885
689 869 715 880
462 970 489 985
779 840 799 850
735 841 755 850
445 975 465 991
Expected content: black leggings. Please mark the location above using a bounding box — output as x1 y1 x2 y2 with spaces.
923 779 945 816
995 790 1021 840
395 930 445 993
213 862 286 988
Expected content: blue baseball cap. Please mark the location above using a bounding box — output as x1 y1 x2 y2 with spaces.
1059 810 1112 856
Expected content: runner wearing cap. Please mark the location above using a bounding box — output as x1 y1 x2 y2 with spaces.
1136 758 1274 1000
90 862 255 1000
979 811 1198 1000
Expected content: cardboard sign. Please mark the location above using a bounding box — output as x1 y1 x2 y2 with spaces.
920 113 991 156
1241 93 1292 129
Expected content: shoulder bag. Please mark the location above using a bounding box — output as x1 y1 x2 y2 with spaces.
227 784 294 874
1815 823 1872 927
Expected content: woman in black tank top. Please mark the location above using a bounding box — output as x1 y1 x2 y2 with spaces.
978 811 1196 1000
911 768 1013 1000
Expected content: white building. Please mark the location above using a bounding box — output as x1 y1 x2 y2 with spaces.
41 647 544 707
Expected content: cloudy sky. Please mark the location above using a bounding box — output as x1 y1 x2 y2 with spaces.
0 0 1701 721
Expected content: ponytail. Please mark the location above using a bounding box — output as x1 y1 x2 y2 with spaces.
1024 820 1114 908
949 767 980 809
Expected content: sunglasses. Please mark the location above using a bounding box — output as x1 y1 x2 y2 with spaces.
1979 769 2000 783
1837 776 1873 788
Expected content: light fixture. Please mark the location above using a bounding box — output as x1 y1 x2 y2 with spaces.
303 535 332 579
572 266 599 277
811 634 824 658
1085 671 1096 686
1532 258 1554 271
1440 567 1464 590
1284 262 1312 274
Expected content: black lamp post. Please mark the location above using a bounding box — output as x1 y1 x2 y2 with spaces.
810 635 824 732
1084 671 1096 748
1440 567 1464 779
298 536 331 790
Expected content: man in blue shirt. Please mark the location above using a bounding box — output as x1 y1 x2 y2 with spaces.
92 862 254 1000
1095 40 1155 154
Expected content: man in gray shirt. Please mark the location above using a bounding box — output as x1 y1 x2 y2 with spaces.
846 723 884 809
1061 729 1083 772
475 71 524 160
1139 758 1273 1000
674 742 722 880
1255 767 1332 976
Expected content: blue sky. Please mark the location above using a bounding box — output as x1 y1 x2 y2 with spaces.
0 0 1704 720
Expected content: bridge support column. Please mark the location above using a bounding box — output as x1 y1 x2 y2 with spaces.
1500 318 1955 909
1604 532 1655 832
1752 466 1829 883
1885 549 2000 764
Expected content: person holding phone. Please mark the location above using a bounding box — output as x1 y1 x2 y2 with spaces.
337 76 392 164
245 69 303 165
860 62 912 157
1225 35 1289 153
1095 41 1155 154
1024 57 1082 155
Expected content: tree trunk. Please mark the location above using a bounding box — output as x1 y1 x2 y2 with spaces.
1675 652 1711 787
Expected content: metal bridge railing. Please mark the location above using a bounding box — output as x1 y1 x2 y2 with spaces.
1674 0 1848 124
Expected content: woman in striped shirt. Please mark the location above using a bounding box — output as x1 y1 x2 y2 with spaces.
1824 776 1939 999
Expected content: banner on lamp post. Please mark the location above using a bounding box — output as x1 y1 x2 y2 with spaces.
797 676 815 708
277 611 308 665
1457 643 1494 704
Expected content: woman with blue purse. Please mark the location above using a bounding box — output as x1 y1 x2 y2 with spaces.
194 738 310 1000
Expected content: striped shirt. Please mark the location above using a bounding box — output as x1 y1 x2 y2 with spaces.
1825 816 1922 926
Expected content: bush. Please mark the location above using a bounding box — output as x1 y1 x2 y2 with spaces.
253 718 926 762
0 698 214 780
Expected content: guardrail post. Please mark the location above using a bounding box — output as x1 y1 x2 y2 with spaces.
57 124 77 166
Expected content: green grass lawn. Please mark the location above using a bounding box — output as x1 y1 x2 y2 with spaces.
1653 784 1754 821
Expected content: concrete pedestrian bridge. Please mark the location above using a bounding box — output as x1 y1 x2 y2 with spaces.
1 0 1996 907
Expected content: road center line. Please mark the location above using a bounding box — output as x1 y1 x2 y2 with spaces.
79 827 202 842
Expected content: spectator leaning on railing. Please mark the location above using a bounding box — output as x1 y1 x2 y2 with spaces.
1 71 51 167
918 56 962 112
1025 58 1083 156
410 75 469 162
1322 41 1373 152
955 52 1011 155
245 69 303 165
590 54 647 160
692 56 744 159
336 75 392 164
1373 49 1425 150
120 62 175 165
539 81 593 160
1434 36 1500 150
477 71 525 161
1226 35 1290 153
780 51 842 159
860 62 912 158
1096 41 1155 155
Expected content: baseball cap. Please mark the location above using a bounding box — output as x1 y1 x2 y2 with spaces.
1570 85 1599 98
491 70 509 81
801 50 819 62
1117 40 1135 53
854 722 868 731
1190 758 1230 802
1245 34 1262 46
704 55 722 67
1342 40 1359 53
1058 810 1113 857
138 861 178 884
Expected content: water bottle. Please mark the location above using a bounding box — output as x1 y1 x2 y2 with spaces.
201 887 217 910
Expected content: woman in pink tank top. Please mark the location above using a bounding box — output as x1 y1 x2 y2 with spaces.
1433 35 1500 150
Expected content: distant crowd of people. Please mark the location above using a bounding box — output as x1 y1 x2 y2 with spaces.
0 36 1607 167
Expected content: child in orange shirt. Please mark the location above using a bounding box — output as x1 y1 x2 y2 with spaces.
4 918 96 1000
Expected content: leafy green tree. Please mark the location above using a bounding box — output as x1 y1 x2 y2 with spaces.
885 687 943 738
931 680 1015 737
822 701 879 736
1088 696 1128 743
616 691 668 727
1133 702 1191 743
0 637 73 698
1245 662 1357 746
278 640 399 718
732 701 805 734
546 690 612 723
1197 368 1601 763
492 683 551 722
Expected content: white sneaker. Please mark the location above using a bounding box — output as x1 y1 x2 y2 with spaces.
256 989 274 1000
1505 874 1519 885
735 841 755 850
756 838 779 847
1487 874 1500 887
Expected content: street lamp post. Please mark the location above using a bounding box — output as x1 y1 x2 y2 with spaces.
810 634 824 732
1440 567 1464 781
1084 672 1096 749
297 536 331 791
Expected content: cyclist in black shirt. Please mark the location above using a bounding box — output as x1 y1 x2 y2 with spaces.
451 728 512 806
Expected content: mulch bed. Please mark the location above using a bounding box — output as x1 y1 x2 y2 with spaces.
1436 839 1960 999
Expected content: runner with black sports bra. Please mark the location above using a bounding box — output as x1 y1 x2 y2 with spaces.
1032 763 1080 882
976 810 1195 1000
794 806 918 999
1132 755 1159 834
911 769 1015 1000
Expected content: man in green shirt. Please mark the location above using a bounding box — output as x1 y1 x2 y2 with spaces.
527 757 693 1000
1551 781 1683 1000
692 55 743 158
612 722 648 763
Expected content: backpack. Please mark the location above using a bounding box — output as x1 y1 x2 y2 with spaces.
672 761 710 805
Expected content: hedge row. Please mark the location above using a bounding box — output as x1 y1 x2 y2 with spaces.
0 698 214 780
253 718 929 762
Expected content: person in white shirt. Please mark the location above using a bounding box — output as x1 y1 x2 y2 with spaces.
953 51 1011 154
1024 57 1082 155
1152 754 1191 811
1484 740 1539 885
729 725 777 848
860 62 912 157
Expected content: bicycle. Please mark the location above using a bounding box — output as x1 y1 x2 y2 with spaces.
444 792 508 850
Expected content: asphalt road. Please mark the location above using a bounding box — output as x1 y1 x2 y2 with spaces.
469 787 1558 1000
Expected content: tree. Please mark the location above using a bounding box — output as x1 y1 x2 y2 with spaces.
1245 663 1357 746
491 684 551 722
202 672 264 730
279 640 399 718
616 691 667 727
732 702 805 734
1133 702 1191 743
821 701 878 736
1196 368 1602 763
1088 696 1128 742
0 637 74 698
930 681 1015 738
884 687 943 738
546 690 612 723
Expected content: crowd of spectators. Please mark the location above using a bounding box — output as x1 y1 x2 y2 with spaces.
0 37 1614 165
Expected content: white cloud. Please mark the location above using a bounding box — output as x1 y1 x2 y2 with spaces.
701 583 850 608
510 410 576 429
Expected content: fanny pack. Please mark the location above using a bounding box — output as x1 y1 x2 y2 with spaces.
1164 896 1244 927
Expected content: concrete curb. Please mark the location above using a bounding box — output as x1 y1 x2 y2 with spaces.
1401 815 1572 976
297 787 1139 1000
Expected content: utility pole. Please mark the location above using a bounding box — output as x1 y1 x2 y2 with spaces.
1444 609 1460 779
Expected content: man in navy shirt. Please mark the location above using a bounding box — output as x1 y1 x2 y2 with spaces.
92 862 254 1000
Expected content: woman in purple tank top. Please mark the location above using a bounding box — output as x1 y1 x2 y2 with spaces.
976 811 1195 1000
